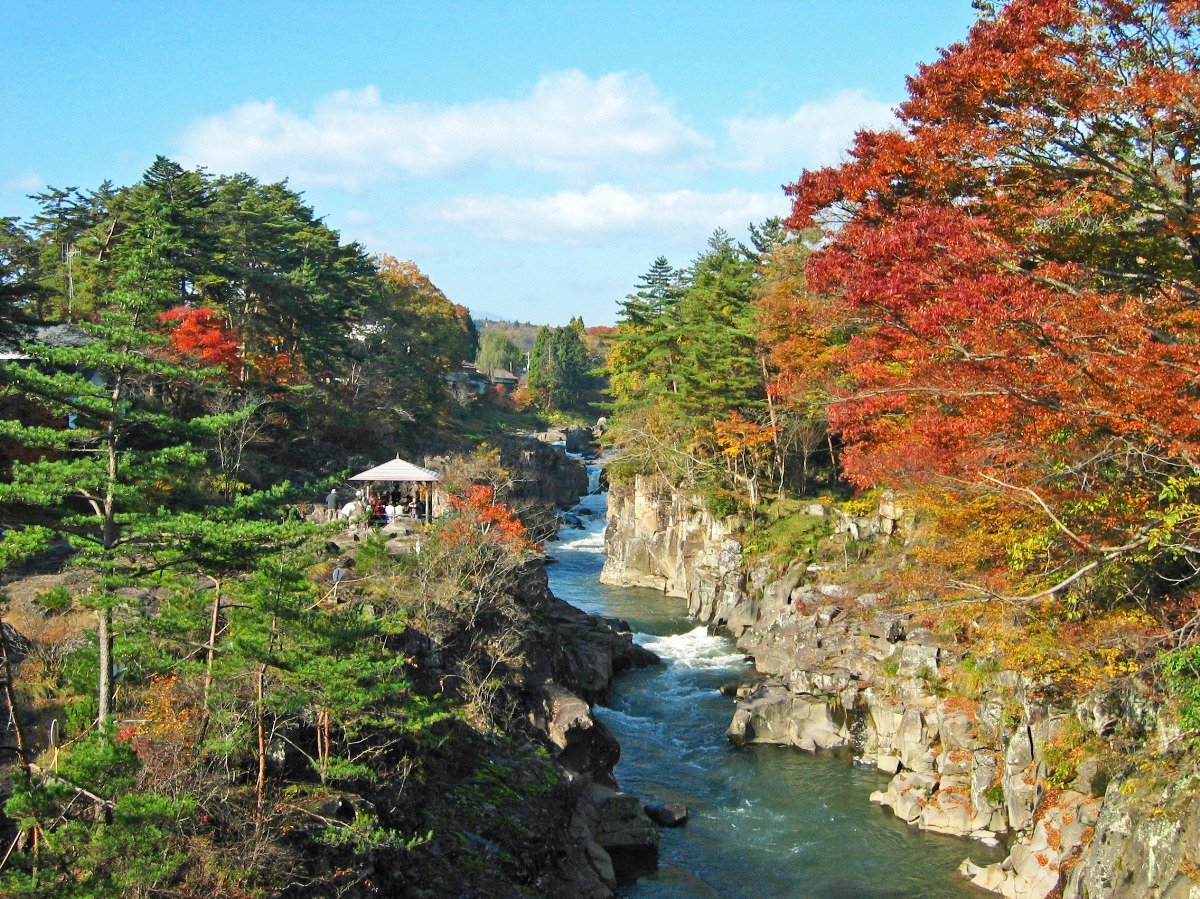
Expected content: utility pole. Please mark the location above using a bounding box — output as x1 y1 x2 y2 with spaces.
62 242 77 322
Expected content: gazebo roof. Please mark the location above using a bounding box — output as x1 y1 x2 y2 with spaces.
348 457 440 482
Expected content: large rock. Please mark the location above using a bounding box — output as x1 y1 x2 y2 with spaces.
538 683 620 788
963 790 1102 898
727 686 852 752
583 784 659 883
1064 764 1200 899
644 802 688 827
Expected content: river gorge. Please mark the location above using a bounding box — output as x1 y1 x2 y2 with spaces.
547 478 1004 896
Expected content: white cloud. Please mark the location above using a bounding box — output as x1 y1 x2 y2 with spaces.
431 184 783 242
4 172 45 193
726 90 896 171
176 71 710 188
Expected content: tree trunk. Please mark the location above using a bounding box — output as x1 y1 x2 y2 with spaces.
0 609 29 769
97 607 113 727
255 665 267 825
197 579 222 744
97 371 124 732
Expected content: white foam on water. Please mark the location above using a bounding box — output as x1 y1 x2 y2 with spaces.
553 491 608 554
638 626 747 671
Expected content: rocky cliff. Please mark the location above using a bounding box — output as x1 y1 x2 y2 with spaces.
601 474 1197 899
513 563 663 896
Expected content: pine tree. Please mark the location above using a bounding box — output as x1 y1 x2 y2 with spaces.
526 323 591 411
0 209 214 728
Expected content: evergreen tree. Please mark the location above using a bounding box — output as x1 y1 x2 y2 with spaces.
0 212 217 728
0 218 44 334
670 230 761 420
606 256 683 419
526 323 591 411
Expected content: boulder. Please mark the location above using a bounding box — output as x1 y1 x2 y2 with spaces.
538 684 620 786
867 613 907 643
966 790 1102 898
585 785 659 883
727 687 852 752
644 802 688 827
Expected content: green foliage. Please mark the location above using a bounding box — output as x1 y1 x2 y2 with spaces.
476 328 523 375
1161 646 1200 733
526 319 593 412
33 584 72 614
983 784 1006 806
741 503 831 564
1 773 194 898
2 726 190 896
703 488 739 520
57 726 141 798
1041 718 1088 789
605 229 771 491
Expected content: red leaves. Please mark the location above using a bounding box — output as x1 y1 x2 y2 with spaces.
769 0 1200 603
158 306 241 375
442 484 537 553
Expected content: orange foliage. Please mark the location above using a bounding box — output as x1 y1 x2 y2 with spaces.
442 484 539 554
713 412 777 458
158 306 241 376
126 675 201 789
246 350 308 386
774 0 1200 611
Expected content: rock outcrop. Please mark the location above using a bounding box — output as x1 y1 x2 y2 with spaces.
506 562 661 893
602 473 1194 899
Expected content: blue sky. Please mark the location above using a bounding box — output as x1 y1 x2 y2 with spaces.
3 1 979 325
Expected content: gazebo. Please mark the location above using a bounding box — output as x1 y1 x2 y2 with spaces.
348 456 441 523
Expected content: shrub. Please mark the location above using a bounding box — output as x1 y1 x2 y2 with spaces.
1161 646 1200 732
33 585 73 614
704 489 738 520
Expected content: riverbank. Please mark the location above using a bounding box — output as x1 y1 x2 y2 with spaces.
554 485 1004 896
599 473 1194 898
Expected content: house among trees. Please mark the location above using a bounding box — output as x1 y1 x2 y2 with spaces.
446 361 523 402
486 367 519 391
446 361 492 402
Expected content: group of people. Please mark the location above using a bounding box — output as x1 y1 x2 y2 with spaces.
371 493 421 523
325 488 425 524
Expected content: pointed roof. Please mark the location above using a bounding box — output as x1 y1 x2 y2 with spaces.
348 457 440 482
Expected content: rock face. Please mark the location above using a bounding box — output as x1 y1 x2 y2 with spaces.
601 474 1196 899
600 474 748 623
514 552 660 894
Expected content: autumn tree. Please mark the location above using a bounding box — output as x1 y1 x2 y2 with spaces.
780 0 1200 613
344 255 474 436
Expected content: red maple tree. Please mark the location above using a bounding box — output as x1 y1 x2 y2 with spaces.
773 0 1200 603
158 306 242 376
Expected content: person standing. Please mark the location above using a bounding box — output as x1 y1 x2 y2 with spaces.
325 488 339 523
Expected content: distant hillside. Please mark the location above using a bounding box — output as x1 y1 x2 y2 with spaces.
474 317 544 353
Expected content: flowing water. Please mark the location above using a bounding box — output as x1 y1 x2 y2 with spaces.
547 481 1003 898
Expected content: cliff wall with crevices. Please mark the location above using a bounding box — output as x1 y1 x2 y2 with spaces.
601 474 1198 899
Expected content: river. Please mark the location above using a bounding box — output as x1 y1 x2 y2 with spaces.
546 482 1003 898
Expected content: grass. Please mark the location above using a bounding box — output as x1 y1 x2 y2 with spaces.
452 403 548 441
741 497 832 564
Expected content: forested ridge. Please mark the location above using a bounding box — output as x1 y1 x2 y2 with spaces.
606 0 1200 737
0 158 625 896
